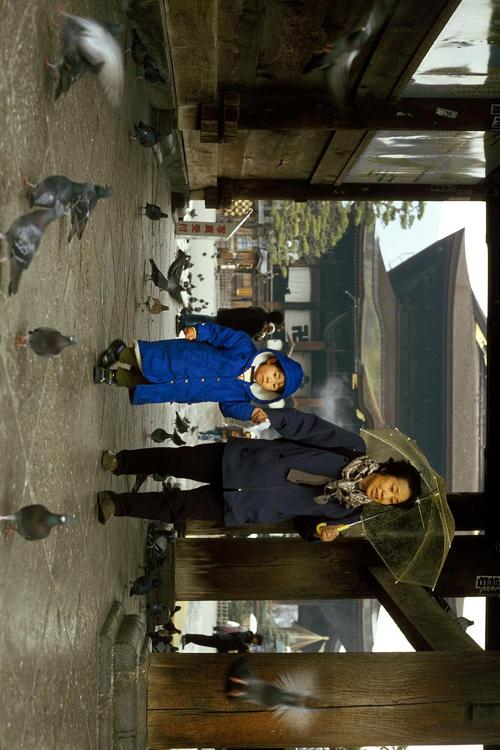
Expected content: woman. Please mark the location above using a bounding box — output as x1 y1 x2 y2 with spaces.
178 306 284 341
96 407 422 541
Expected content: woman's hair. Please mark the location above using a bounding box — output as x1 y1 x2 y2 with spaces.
377 458 421 507
266 310 284 326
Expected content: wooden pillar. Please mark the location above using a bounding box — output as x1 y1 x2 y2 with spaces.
175 535 500 600
147 652 500 748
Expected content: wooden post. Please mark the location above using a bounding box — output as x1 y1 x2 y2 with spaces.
147 652 500 748
175 535 500 600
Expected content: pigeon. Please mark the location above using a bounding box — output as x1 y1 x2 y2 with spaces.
174 412 190 433
1 504 67 541
131 121 163 148
46 13 124 106
0 202 65 295
148 428 170 443
126 29 148 66
142 203 168 221
146 602 169 616
68 185 112 242
129 574 161 596
189 208 197 218
131 473 148 493
303 2 387 107
141 56 166 84
140 296 169 314
225 657 310 714
15 328 79 356
147 253 189 305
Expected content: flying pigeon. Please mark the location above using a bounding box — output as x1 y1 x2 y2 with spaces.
68 185 112 242
147 252 189 305
142 203 168 221
0 202 65 295
1 504 67 540
129 574 161 596
225 657 310 713
46 13 124 106
189 208 197 218
131 121 163 148
140 296 169 314
303 2 387 107
15 327 79 356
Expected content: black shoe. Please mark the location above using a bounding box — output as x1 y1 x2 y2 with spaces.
94 366 117 385
98 339 126 367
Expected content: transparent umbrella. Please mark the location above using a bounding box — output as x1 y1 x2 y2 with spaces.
353 427 455 588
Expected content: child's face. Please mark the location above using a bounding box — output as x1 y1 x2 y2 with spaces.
254 360 285 392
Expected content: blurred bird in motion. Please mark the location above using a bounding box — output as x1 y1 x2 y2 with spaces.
225 657 312 719
303 1 388 107
15 327 79 356
140 296 169 315
46 13 124 106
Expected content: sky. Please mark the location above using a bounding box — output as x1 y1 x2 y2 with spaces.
376 200 488 316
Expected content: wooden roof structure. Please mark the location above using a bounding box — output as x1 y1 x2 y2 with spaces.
162 0 500 205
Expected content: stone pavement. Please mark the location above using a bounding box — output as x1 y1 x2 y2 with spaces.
0 2 217 748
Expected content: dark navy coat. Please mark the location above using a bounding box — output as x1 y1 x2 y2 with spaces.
132 323 302 421
221 407 366 528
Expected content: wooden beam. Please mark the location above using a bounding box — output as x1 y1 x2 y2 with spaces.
365 565 482 651
147 652 500 748
203 95 500 132
175 535 500 600
356 0 462 101
211 178 500 202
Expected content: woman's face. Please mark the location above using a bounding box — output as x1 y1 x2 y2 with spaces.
362 473 411 505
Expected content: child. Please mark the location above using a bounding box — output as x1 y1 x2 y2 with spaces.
93 321 303 422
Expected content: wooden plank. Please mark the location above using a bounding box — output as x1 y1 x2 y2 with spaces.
175 535 500 600
366 565 482 651
222 178 500 201
240 130 330 180
162 0 218 104
310 131 368 183
181 130 218 191
147 652 500 748
218 0 267 88
356 0 462 100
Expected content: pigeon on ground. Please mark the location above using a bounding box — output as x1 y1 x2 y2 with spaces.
225 657 310 713
0 202 65 295
141 56 166 83
129 574 161 596
142 203 168 221
131 121 163 148
147 601 169 616
140 296 169 314
174 412 190 433
1 504 67 540
131 473 148 493
46 13 124 106
147 429 186 446
126 28 148 66
15 328 79 356
68 185 112 242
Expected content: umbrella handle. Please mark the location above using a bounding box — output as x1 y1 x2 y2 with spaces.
335 523 351 532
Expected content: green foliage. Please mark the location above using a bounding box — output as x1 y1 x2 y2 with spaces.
266 200 425 268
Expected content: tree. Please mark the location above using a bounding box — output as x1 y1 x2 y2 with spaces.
266 200 425 268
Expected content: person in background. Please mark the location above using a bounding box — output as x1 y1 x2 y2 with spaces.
181 629 264 653
178 306 284 342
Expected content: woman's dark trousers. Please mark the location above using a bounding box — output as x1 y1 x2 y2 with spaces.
111 444 226 524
